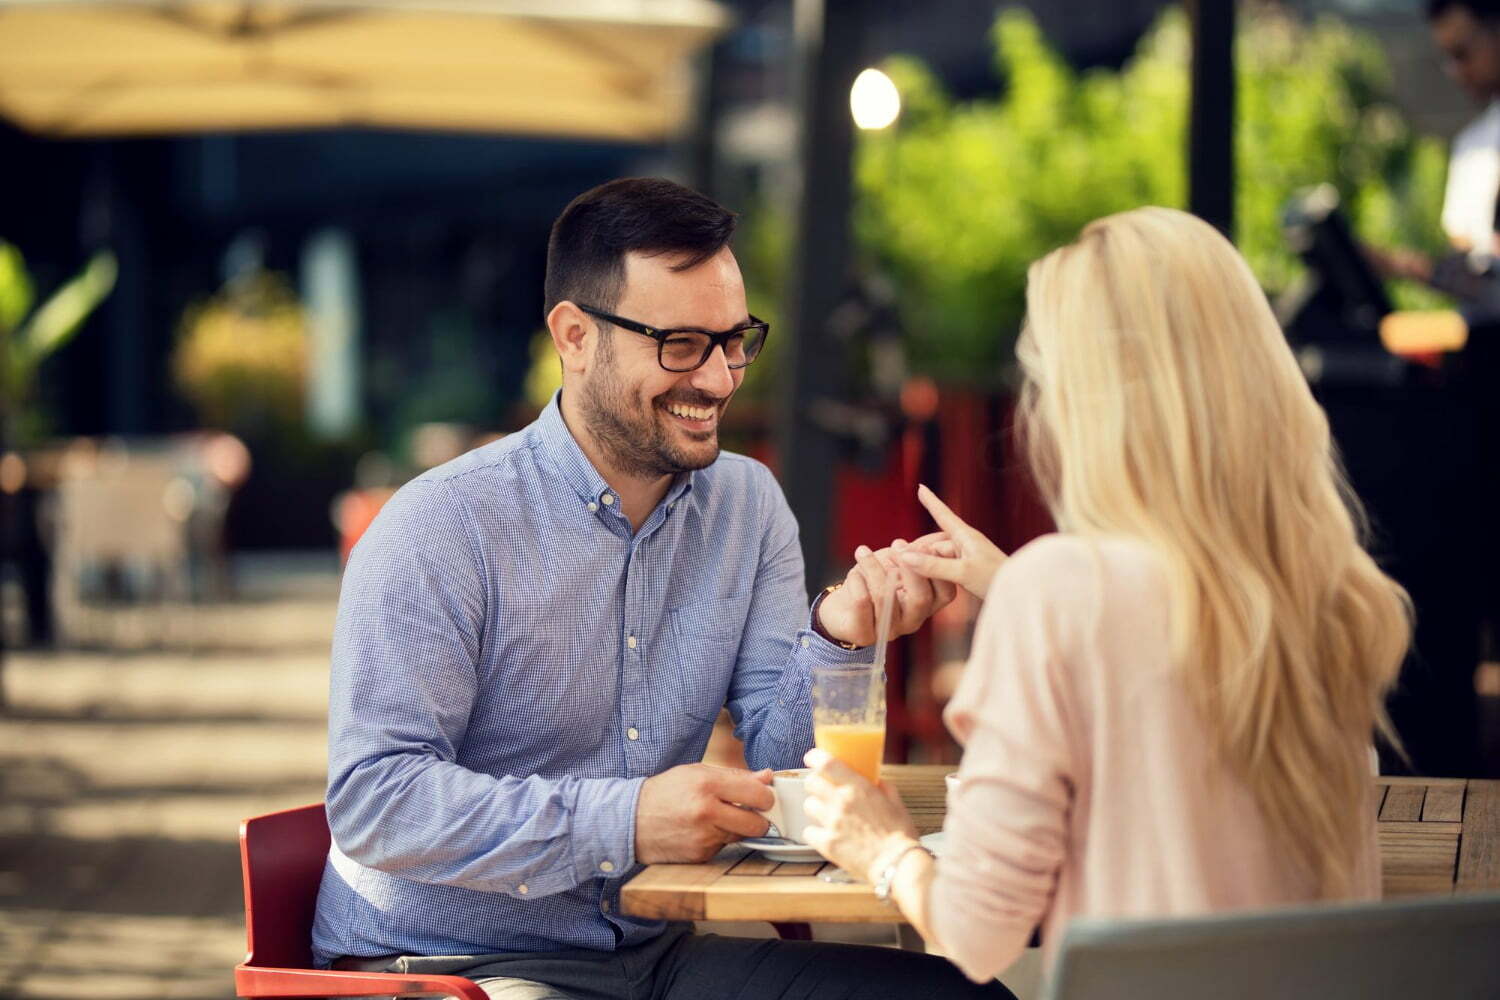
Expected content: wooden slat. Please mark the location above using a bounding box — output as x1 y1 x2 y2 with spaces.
618 850 741 920
1457 780 1500 892
1376 821 1461 836
1382 776 1467 788
770 862 825 877
1379 784 1426 822
700 874 898 922
1422 785 1465 823
1375 784 1389 816
726 855 781 877
1383 872 1459 897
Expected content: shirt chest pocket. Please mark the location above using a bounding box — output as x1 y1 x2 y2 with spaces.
667 596 746 722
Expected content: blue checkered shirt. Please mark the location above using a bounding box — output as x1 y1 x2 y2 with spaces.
311 393 865 963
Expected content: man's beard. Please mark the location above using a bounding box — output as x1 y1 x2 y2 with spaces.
578 340 724 479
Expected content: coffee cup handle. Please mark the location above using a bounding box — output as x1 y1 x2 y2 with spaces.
756 792 784 838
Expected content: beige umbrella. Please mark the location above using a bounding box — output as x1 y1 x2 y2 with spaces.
0 0 728 140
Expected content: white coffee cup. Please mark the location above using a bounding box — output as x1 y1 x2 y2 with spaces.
757 768 813 843
945 772 960 796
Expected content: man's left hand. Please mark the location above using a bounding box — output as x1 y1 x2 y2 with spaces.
815 537 957 648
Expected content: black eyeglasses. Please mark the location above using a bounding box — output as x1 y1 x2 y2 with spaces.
577 305 770 373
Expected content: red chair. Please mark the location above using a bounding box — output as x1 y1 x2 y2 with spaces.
236 803 487 999
236 802 813 999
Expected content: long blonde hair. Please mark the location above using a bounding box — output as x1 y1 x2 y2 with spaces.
1017 207 1410 898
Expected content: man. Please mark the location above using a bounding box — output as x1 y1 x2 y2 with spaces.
1433 0 1500 264
312 178 1008 999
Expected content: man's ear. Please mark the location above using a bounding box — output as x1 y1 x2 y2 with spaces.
547 301 593 376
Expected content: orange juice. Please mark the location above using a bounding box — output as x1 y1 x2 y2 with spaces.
815 722 885 784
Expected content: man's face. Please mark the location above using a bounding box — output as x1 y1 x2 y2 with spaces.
577 246 748 479
1433 6 1500 105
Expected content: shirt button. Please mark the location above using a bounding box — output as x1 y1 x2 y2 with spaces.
666 504 674 513
627 727 640 741
800 636 810 649
601 493 615 506
601 898 611 913
518 884 529 895
627 635 637 649
587 502 598 512
599 860 615 873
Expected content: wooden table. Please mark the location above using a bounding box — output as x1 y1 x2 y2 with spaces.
620 767 1500 924
1377 776 1499 897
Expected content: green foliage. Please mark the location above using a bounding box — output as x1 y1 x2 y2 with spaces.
838 7 1449 384
0 241 117 446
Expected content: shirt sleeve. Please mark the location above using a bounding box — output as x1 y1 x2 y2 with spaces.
725 462 869 770
1442 105 1500 259
927 536 1086 983
324 478 640 898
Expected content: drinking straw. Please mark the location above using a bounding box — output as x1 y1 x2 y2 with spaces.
867 583 895 727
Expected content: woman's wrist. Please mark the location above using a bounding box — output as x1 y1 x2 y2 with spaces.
867 834 924 886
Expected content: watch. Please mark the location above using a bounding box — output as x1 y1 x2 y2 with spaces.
810 583 862 650
873 841 935 903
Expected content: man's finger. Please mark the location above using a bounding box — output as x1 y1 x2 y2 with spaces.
714 801 772 840
855 547 894 613
705 768 776 811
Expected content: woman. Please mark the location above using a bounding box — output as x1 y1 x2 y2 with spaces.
802 207 1411 983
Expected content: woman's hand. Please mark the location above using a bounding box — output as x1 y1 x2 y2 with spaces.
800 748 919 884
898 484 1008 601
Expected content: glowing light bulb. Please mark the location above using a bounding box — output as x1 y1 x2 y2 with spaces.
850 68 900 131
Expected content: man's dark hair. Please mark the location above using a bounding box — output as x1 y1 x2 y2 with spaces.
1427 0 1500 22
544 177 737 318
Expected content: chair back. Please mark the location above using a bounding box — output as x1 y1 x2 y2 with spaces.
1046 891 1500 1000
240 803 332 970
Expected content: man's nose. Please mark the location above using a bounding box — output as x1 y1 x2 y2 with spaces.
690 346 735 396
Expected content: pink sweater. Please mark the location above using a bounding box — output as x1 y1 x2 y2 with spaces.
927 534 1381 982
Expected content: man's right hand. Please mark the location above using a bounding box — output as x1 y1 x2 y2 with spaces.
635 764 775 863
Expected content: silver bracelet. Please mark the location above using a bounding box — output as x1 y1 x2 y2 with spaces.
873 841 934 903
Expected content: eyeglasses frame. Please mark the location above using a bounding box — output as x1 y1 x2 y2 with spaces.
575 304 770 373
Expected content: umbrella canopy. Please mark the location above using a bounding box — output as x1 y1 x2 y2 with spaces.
0 0 728 140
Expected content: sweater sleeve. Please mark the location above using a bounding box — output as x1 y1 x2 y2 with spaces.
928 536 1092 983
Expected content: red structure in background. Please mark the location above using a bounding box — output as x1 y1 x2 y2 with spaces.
790 388 1055 764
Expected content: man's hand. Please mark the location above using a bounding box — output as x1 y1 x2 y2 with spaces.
635 764 775 863
1365 244 1434 283
816 539 957 648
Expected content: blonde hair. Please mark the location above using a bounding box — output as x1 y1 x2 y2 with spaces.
1017 207 1410 898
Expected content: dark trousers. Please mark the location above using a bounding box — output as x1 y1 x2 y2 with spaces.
365 924 1015 1000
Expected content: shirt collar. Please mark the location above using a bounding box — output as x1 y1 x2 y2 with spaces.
534 390 699 511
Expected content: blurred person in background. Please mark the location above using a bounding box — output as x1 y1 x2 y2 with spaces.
1366 0 1500 775
311 177 1005 1000
802 208 1412 983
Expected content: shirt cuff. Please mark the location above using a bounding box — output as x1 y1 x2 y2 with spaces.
572 776 645 883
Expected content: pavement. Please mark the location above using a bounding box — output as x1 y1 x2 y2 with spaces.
0 555 337 1000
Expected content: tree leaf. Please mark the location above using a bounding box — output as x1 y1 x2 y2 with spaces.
15 250 117 374
0 241 36 334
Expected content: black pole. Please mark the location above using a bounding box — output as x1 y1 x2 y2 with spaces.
683 39 728 199
1187 0 1235 239
778 0 865 594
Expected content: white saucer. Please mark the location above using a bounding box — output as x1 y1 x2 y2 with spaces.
919 831 946 856
740 837 826 864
